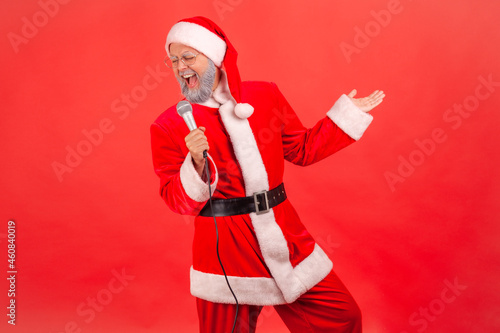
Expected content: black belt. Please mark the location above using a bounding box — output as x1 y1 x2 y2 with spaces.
199 183 287 217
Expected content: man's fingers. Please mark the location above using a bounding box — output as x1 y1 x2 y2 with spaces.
367 91 385 107
185 128 209 157
369 90 384 99
187 135 209 149
187 141 210 158
193 143 209 153
352 90 385 105
185 128 206 142
375 91 385 100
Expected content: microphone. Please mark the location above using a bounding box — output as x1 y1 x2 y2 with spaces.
176 100 207 158
176 100 197 131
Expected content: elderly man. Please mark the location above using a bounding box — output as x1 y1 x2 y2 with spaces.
151 16 384 333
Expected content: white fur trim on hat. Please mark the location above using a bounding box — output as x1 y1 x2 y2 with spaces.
166 22 227 67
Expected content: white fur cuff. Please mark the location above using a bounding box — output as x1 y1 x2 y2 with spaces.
179 152 218 202
327 94 373 140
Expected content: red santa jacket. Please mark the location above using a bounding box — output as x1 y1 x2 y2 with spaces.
150 80 372 305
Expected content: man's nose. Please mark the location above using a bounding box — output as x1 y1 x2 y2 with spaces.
177 59 188 71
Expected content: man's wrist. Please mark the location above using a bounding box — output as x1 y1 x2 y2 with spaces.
193 158 205 178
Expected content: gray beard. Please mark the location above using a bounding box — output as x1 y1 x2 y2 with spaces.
177 59 216 104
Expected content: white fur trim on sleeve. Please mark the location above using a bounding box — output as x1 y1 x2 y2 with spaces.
327 94 373 140
179 152 218 202
166 22 227 67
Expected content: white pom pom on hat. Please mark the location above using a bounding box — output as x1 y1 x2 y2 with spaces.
234 103 254 119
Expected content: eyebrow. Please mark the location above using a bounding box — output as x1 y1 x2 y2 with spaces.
170 51 195 58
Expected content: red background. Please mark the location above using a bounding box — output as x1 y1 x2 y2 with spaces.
2 0 499 332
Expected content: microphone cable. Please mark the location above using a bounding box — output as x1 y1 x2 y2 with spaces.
203 151 239 333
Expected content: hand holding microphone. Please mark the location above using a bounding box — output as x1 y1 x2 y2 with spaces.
177 101 209 176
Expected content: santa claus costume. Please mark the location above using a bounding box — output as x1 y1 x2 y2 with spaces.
151 16 373 332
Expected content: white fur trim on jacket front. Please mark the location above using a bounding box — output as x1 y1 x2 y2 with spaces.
215 99 333 304
327 94 373 140
190 244 332 305
179 152 218 202
218 99 267 196
166 22 227 67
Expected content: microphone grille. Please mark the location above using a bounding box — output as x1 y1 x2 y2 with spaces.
176 100 192 116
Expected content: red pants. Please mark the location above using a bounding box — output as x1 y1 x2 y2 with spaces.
196 270 361 333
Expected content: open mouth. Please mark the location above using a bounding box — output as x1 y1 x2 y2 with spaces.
182 73 199 89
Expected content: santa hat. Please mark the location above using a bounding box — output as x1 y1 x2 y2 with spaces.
166 16 254 119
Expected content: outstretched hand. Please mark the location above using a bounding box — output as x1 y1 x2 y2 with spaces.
347 89 385 113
